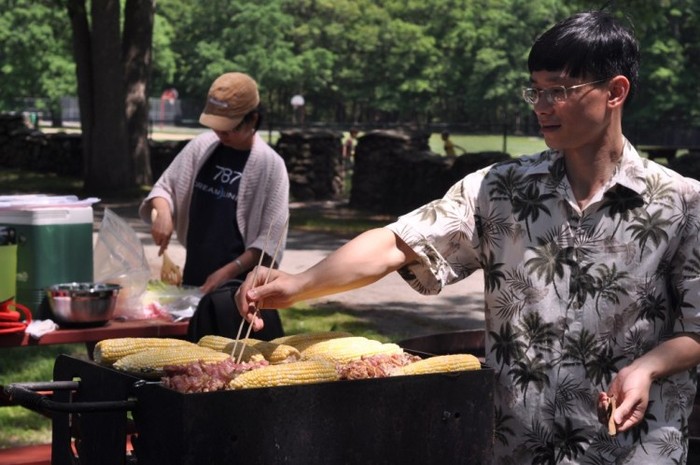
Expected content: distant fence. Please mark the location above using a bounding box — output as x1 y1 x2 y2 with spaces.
10 97 700 147
12 96 534 138
59 97 188 125
11 96 197 126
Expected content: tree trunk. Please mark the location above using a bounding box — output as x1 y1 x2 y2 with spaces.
66 0 93 183
87 0 131 192
66 0 137 194
123 0 155 186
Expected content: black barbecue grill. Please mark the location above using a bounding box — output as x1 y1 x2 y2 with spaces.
5 354 495 465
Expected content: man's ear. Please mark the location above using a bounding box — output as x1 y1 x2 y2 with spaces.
608 75 629 107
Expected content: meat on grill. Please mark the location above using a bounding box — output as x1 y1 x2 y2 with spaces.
337 353 421 380
162 352 422 393
162 358 269 393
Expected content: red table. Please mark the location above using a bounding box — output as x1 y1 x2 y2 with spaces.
0 319 189 350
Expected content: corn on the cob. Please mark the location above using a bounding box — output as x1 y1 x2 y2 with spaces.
271 331 353 352
300 336 404 364
197 335 266 362
113 346 231 378
231 338 301 364
197 335 236 352
94 337 195 366
396 354 481 376
228 360 338 390
225 343 266 363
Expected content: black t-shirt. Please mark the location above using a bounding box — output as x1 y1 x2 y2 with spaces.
183 144 250 286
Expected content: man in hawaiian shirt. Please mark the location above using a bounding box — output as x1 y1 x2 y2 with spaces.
236 10 700 464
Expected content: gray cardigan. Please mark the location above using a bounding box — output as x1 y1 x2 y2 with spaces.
139 131 289 262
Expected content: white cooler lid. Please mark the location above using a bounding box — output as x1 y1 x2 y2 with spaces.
0 195 100 209
0 207 94 225
0 195 99 225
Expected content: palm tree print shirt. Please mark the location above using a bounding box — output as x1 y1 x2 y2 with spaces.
387 140 700 464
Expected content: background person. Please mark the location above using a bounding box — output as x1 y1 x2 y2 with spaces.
140 72 289 338
236 11 700 464
342 127 359 168
440 130 465 157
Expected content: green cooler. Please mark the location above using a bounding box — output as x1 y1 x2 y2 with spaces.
0 206 94 315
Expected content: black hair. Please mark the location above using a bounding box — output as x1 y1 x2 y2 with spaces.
241 105 264 132
527 10 640 104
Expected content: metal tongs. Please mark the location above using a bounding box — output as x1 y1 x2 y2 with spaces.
229 217 288 364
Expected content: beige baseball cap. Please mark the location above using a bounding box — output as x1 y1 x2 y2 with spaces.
199 72 260 131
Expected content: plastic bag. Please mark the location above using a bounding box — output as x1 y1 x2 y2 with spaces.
141 280 202 321
93 209 152 319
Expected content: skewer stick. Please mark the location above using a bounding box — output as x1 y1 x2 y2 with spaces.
236 216 289 364
229 221 275 360
607 395 617 436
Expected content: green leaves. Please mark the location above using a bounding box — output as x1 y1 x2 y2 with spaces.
0 0 75 111
4 0 700 128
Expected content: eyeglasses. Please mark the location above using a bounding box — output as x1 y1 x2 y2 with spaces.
521 78 610 106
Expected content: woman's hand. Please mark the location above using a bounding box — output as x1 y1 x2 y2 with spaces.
200 266 234 294
150 203 174 256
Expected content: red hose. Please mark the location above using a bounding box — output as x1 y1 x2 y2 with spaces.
0 298 32 335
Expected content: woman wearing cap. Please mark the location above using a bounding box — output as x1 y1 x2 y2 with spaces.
140 72 289 339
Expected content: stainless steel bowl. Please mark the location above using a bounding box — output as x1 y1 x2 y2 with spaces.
46 282 121 326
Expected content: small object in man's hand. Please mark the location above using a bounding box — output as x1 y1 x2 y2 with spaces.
607 395 617 436
597 392 617 435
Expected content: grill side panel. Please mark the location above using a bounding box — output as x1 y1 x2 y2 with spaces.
132 370 494 465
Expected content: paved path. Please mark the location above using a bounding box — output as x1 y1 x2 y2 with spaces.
280 230 486 332
95 200 486 336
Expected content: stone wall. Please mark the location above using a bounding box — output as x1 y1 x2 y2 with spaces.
7 114 700 214
350 129 511 214
150 140 190 180
0 113 187 181
0 114 83 176
0 115 347 201
275 129 345 201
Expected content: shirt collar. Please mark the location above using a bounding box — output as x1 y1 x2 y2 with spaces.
522 138 647 196
613 139 647 195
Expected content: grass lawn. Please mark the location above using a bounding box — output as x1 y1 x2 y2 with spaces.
428 133 547 157
0 170 84 196
42 123 546 157
0 344 86 448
